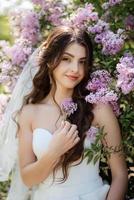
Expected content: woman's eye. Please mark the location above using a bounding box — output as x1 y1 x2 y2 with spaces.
62 57 70 61
80 60 86 65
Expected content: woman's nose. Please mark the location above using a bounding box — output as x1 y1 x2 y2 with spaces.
71 61 79 73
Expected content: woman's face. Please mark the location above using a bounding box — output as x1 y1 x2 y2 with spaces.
52 42 86 90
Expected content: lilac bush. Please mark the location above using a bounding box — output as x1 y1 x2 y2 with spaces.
116 53 134 94
0 0 133 198
0 0 133 117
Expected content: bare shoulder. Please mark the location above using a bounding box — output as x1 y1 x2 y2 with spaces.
92 103 122 147
93 102 113 114
18 104 36 129
19 104 35 118
92 102 117 126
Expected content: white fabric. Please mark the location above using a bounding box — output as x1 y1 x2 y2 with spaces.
32 128 110 200
0 48 40 199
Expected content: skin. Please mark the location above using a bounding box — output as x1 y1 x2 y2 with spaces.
18 42 128 199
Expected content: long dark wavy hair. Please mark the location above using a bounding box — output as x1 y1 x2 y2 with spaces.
18 26 94 183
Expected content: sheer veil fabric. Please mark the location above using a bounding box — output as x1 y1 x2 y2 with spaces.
0 48 40 199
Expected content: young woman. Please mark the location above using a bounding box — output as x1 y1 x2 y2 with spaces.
17 26 128 200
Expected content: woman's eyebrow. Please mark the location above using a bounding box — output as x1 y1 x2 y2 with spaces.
64 52 86 59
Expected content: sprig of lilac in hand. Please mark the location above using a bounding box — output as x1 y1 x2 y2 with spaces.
60 98 78 119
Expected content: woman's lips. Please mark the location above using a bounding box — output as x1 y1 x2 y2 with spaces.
66 75 79 81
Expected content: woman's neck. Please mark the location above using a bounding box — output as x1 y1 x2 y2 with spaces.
48 86 73 106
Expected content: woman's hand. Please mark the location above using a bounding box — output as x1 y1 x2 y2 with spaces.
47 121 80 157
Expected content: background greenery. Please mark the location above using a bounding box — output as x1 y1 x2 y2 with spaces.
0 0 134 199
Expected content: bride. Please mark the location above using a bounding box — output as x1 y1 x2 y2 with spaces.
1 25 127 200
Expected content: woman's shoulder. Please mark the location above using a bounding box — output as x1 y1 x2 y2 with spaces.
18 103 48 123
92 102 113 114
20 104 36 115
18 104 37 124
92 102 116 126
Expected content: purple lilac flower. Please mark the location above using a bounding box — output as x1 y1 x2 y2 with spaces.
70 3 98 29
41 1 65 26
89 20 125 55
100 30 124 55
109 0 122 6
8 39 33 68
9 10 40 45
124 15 134 31
61 98 78 117
102 0 122 10
47 6 64 26
1 61 12 75
85 88 118 104
102 30 123 53
86 126 98 143
85 70 120 116
86 70 112 92
32 0 43 6
21 10 40 45
116 53 134 94
85 88 119 116
88 20 109 34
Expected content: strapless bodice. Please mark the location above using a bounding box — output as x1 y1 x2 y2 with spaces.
32 128 110 200
32 127 92 160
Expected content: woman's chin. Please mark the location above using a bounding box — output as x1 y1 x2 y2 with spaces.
62 82 79 90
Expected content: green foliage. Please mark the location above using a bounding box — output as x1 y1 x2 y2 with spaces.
0 180 10 200
0 16 12 42
0 0 134 199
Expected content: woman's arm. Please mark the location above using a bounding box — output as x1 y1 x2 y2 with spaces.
18 105 61 188
93 103 128 200
18 104 79 188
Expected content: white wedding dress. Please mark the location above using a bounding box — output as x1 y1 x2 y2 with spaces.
31 127 110 200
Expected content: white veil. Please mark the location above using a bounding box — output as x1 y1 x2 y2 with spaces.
0 47 40 199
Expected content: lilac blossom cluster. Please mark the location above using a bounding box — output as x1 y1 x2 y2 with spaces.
85 70 120 116
86 126 98 143
116 53 134 94
0 1 133 111
9 10 40 45
8 39 33 67
0 39 33 91
32 0 43 5
21 10 41 45
124 15 134 31
109 0 122 6
69 3 98 29
0 9 40 91
47 5 65 26
33 0 65 26
86 70 112 91
88 20 125 55
61 98 78 117
102 0 122 10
